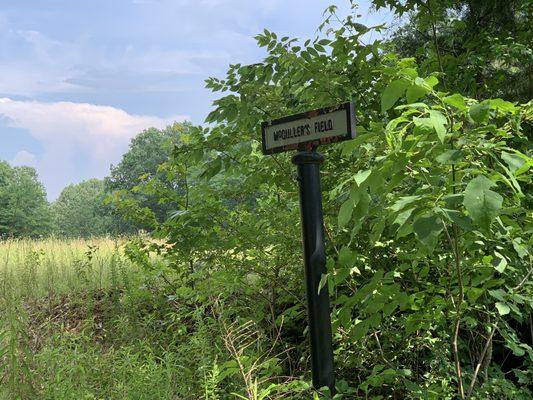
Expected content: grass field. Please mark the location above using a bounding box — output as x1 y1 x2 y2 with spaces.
0 238 307 400
0 237 194 400
0 237 133 299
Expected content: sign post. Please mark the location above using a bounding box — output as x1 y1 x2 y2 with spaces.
292 150 335 390
261 103 355 392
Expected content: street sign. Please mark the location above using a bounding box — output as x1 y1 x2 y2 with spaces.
260 102 357 392
261 102 355 155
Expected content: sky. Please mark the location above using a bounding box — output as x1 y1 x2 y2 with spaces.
0 0 390 200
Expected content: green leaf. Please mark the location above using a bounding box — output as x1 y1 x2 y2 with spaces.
338 246 354 268
381 80 408 112
406 79 429 103
413 117 433 133
501 151 526 173
512 238 528 259
318 273 329 294
463 175 503 231
352 320 370 341
395 102 429 110
495 302 510 316
443 194 463 208
352 22 369 34
488 289 506 302
467 287 484 303
393 207 414 229
366 297 385 314
405 314 423 334
350 192 370 236
413 111 447 142
486 98 516 113
354 169 372 187
443 93 467 110
413 214 443 252
469 103 490 123
396 220 413 238
425 75 439 88
338 199 353 228
340 133 371 156
404 380 423 393
428 110 447 143
436 150 463 164
440 209 473 232
390 196 421 213
383 301 398 317
338 305 352 328
349 185 362 204
370 219 386 244
492 251 508 273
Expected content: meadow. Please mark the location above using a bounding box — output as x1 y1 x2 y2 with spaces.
0 237 300 400
0 238 193 400
0 237 132 298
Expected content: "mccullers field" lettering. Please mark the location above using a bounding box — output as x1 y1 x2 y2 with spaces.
273 118 334 141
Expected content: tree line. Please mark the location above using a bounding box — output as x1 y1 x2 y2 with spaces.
0 123 191 238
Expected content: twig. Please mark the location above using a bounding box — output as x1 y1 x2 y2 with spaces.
324 222 340 257
513 261 533 291
271 154 295 182
373 331 394 369
466 324 496 398
443 222 465 399
424 0 447 89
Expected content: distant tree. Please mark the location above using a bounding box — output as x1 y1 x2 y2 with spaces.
0 162 52 238
105 122 191 228
0 161 12 236
52 179 115 238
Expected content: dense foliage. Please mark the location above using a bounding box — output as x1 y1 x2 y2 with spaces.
0 162 52 238
113 1 532 398
0 124 191 238
105 122 192 230
385 0 532 101
52 179 115 238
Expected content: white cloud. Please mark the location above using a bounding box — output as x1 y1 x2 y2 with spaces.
0 25 245 95
11 150 37 167
0 28 81 96
0 97 187 199
0 1 282 97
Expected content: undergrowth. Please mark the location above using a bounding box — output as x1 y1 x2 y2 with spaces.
0 238 310 399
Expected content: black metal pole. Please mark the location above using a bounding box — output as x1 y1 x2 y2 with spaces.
292 150 335 392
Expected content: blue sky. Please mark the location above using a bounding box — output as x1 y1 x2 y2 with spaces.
0 0 390 199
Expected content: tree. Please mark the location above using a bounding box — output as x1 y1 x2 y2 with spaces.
0 162 52 238
381 0 532 101
105 122 191 229
52 179 114 238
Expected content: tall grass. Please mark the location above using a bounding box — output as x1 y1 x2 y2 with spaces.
0 237 134 299
0 237 138 399
0 238 237 400
0 238 302 399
